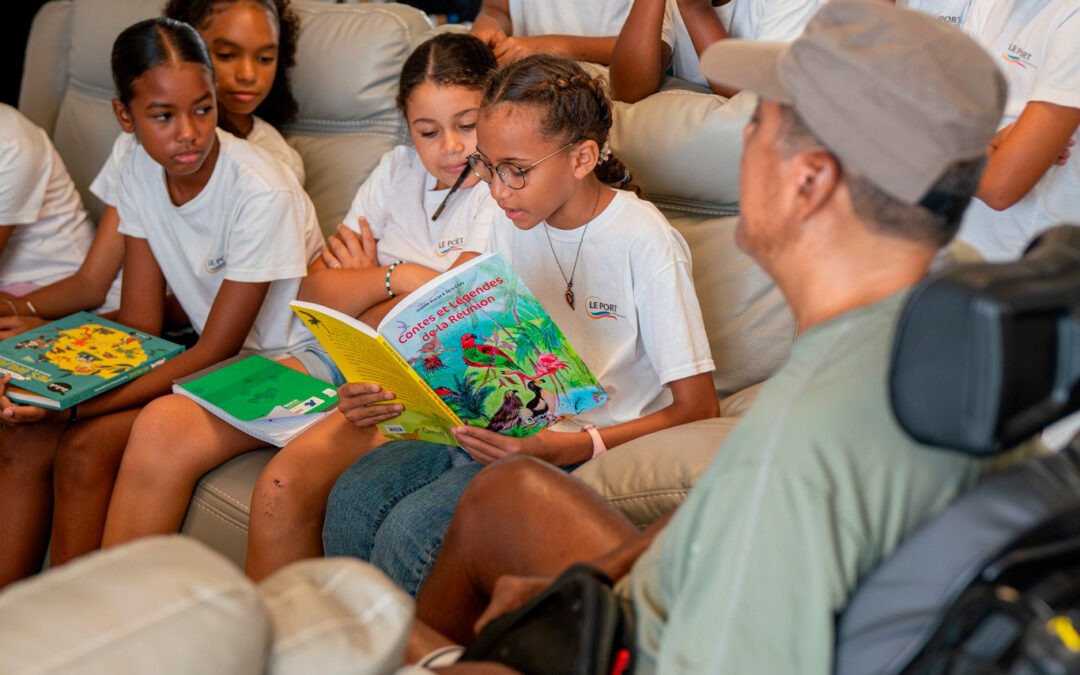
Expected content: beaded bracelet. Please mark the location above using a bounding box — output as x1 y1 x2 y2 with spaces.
384 260 405 298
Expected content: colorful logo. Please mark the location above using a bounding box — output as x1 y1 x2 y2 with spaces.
436 237 467 257
585 296 622 320
205 255 227 273
1002 52 1028 68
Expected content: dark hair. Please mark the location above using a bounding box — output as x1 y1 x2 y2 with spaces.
396 32 497 113
776 105 983 247
111 17 214 106
164 0 300 130
482 55 634 190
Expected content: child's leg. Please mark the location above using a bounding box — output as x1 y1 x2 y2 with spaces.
245 412 386 581
50 409 141 566
0 423 65 587
322 441 466 579
102 394 267 547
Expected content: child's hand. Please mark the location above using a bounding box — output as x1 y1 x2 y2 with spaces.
336 381 403 428
1054 138 1075 166
0 374 63 426
322 218 379 270
493 35 551 66
0 315 47 340
470 18 507 49
452 427 590 465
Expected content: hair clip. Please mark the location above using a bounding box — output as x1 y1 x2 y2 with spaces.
599 143 612 163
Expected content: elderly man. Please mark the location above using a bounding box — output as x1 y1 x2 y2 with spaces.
406 0 1012 671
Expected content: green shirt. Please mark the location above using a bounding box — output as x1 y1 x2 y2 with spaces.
630 291 1002 674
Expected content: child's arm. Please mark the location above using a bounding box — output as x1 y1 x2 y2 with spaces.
78 265 271 418
492 34 619 67
609 0 672 103
453 371 719 466
676 0 735 97
470 0 513 48
298 262 442 319
975 101 1080 210
0 206 124 335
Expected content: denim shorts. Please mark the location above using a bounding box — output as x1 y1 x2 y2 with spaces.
291 344 347 387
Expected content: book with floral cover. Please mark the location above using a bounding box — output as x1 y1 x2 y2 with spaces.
291 252 608 445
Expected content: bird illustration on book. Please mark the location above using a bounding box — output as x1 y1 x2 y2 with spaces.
296 310 331 334
461 333 523 386
486 389 524 432
523 379 555 424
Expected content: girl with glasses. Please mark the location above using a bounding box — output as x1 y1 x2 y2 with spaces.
102 32 499 582
323 54 720 597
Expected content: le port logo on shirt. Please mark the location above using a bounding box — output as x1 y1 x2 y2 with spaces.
585 296 623 321
1002 43 1035 69
436 236 466 257
205 255 227 273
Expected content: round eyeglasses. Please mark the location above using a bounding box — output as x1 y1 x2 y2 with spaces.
467 141 577 190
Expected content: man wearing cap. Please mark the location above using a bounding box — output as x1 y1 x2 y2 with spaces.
406 1 1014 671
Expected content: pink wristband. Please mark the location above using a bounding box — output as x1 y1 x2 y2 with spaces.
582 423 606 459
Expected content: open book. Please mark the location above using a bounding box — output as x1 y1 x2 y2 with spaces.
0 311 184 410
291 252 608 445
173 354 340 447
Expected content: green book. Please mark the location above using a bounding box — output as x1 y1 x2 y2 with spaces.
173 354 339 447
0 311 184 410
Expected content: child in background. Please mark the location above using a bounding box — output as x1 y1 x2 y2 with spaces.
957 0 1080 262
0 17 323 587
0 0 308 341
322 54 720 597
0 104 95 309
610 0 823 102
165 0 305 183
469 0 631 66
102 33 499 581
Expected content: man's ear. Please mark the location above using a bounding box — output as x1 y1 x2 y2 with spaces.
793 149 839 221
570 140 599 180
112 98 135 134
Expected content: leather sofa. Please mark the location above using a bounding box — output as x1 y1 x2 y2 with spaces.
19 0 794 567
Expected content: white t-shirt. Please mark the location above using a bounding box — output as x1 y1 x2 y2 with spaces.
899 0 972 29
90 116 311 312
957 0 1080 261
247 116 305 187
101 129 322 356
661 0 823 87
508 0 631 37
343 145 494 271
485 189 714 428
0 104 95 287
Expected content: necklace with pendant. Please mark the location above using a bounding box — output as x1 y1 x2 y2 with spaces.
543 186 602 310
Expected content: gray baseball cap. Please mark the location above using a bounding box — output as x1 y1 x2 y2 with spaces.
699 0 1006 205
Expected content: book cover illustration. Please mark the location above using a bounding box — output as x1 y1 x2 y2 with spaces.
379 252 608 437
174 354 339 447
291 301 465 446
0 311 184 410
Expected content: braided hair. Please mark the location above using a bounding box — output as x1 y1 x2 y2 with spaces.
482 55 634 190
164 0 300 130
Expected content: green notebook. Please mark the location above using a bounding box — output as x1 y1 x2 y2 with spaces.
174 354 339 447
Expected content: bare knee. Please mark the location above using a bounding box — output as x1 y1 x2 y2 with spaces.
461 455 564 514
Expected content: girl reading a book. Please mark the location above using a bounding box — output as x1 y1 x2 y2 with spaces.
321 54 720 596
0 0 308 342
0 17 323 587
101 32 500 581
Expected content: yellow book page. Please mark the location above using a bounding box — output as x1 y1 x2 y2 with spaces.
291 301 462 444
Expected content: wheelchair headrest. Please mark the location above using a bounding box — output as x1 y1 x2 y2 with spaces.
890 225 1080 455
